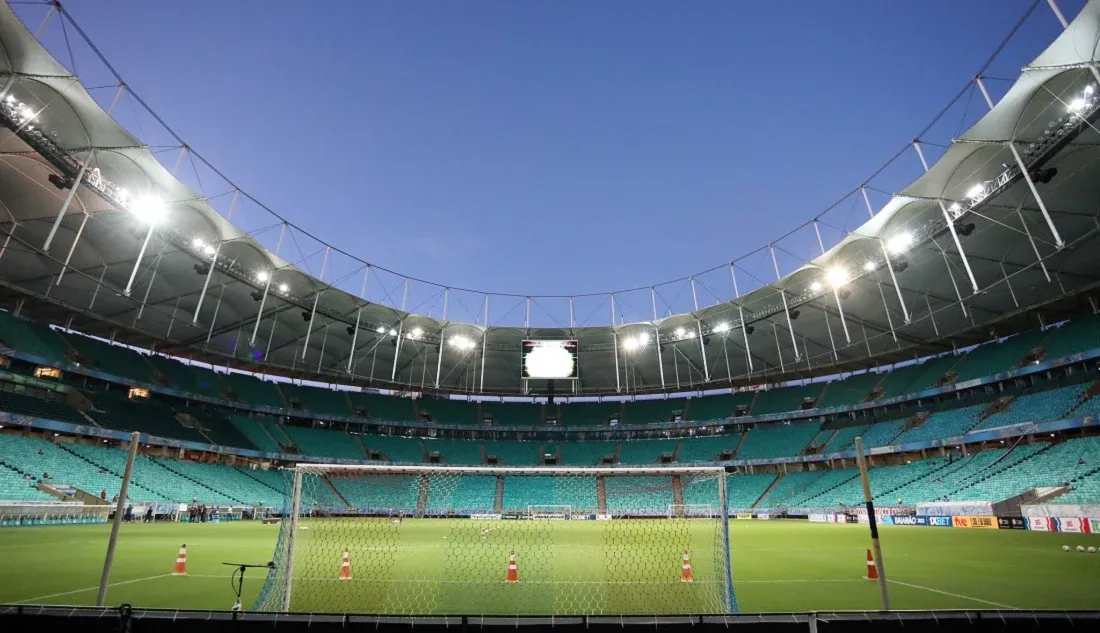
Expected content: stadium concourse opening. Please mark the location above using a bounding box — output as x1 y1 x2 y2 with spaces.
2 0 1100 629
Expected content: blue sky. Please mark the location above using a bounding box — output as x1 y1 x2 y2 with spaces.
26 0 1077 299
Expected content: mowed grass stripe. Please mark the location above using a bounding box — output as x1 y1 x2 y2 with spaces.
0 520 1096 612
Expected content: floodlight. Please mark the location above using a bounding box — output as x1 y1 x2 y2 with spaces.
965 183 985 200
376 326 386 333
809 281 823 292
886 231 913 255
203 243 216 256
623 337 639 352
389 329 397 336
450 335 475 350
1069 97 1086 112
278 283 289 293
863 260 877 272
684 329 696 338
410 327 423 339
826 266 849 289
637 332 650 345
256 271 270 283
192 238 205 250
674 327 686 338
713 322 730 333
131 195 167 225
4 95 13 103
1086 85 1096 96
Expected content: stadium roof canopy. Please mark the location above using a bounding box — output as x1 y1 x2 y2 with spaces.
1 0 1100 397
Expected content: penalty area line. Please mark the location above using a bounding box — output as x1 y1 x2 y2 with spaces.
886 579 1018 610
14 573 175 604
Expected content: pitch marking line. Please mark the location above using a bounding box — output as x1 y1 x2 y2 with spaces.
14 573 174 604
886 579 1018 610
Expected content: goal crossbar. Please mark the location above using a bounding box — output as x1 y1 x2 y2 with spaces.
293 463 727 475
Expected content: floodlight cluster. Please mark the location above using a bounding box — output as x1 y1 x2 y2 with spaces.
450 335 476 350
406 327 424 340
622 331 650 351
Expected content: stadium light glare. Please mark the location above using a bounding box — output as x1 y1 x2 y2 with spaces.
389 329 397 336
810 281 823 292
409 327 424 339
1069 97 1086 112
192 237 205 250
376 326 386 334
965 183 986 200
277 283 289 293
826 266 849 289
1086 85 1096 96
886 231 914 255
674 327 686 339
713 322 730 333
450 335 476 350
131 195 167 225
255 271 270 283
863 260 877 272
203 243 216 256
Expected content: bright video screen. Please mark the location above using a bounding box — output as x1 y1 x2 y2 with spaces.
521 340 579 379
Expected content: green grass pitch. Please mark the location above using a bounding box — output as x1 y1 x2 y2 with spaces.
0 519 1098 613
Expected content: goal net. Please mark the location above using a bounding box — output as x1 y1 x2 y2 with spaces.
255 465 736 616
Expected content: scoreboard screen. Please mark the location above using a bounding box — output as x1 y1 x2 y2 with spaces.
521 340 579 380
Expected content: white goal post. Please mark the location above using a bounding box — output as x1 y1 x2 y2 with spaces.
257 464 737 616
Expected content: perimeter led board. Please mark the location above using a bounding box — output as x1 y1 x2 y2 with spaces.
521 340 579 380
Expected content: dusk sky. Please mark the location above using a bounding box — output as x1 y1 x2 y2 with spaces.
21 1 1078 301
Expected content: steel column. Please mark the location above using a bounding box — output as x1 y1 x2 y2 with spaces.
770 245 800 361
192 242 221 323
731 263 754 373
43 158 90 252
301 246 332 360
1008 142 1064 248
56 212 89 285
122 224 155 297
249 276 273 346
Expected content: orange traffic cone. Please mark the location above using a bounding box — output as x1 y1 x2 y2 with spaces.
338 547 353 580
864 549 878 580
680 549 694 583
172 544 188 576
506 550 519 583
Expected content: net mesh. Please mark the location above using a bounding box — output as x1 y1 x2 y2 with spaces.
255 466 736 615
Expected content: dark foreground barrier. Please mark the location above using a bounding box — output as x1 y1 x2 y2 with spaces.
1 606 1098 633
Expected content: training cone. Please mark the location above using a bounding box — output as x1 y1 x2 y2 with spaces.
506 550 518 583
681 549 694 583
338 547 352 581
864 549 878 580
172 544 188 576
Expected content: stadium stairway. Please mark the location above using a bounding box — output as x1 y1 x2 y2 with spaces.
751 473 784 508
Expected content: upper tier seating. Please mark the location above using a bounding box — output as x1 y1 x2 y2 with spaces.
88 390 208 443
144 356 228 399
857 418 906 448
222 373 286 408
815 372 883 409
561 441 618 465
279 383 351 417
0 311 71 364
63 333 155 384
736 422 820 460
678 435 740 463
971 385 1085 432
362 435 424 463
481 401 541 426
423 438 483 465
893 404 984 445
0 389 88 426
624 399 683 424
951 329 1048 382
417 397 478 425
176 405 256 450
347 391 417 421
822 425 868 453
484 441 541 465
751 384 823 416
559 401 621 425
619 439 674 465
228 415 282 453
1039 313 1100 361
686 392 755 421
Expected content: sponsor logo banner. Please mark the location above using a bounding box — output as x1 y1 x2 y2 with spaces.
1056 517 1092 533
756 513 772 521
952 516 997 529
997 516 1027 530
927 516 953 527
888 515 929 526
735 513 753 520
1091 518 1100 534
808 513 829 523
1028 516 1055 531
470 513 502 520
826 514 837 523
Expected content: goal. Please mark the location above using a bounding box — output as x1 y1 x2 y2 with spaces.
255 464 737 615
